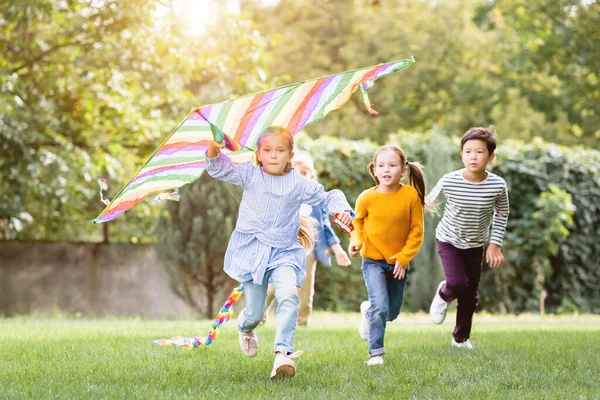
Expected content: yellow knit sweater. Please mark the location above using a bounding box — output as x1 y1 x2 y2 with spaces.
350 185 424 268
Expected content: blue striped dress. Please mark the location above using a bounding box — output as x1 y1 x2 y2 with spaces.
205 152 354 287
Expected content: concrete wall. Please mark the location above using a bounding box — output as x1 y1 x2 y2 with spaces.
0 241 192 318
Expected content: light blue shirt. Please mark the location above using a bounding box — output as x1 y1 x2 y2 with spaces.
205 152 354 287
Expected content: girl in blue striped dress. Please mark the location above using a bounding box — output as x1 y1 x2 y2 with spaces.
205 126 354 379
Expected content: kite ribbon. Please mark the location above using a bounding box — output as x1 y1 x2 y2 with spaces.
154 284 244 348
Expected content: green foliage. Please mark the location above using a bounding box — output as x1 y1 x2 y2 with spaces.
247 0 600 147
156 173 241 318
0 0 271 242
3 0 599 244
489 139 600 314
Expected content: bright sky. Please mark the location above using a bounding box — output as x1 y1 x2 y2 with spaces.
159 0 280 36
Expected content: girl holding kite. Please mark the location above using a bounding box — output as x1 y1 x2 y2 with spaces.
206 126 354 379
349 145 426 366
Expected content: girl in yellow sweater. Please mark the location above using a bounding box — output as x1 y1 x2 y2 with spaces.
349 145 426 366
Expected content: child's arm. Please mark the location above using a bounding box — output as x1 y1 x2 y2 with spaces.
487 184 510 268
390 193 424 271
425 176 445 210
348 193 367 258
320 212 351 266
301 179 354 219
321 210 341 247
205 141 252 187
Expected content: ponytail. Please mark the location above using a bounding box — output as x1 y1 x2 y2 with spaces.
406 161 426 206
297 215 317 251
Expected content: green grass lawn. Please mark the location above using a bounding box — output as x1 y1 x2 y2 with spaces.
1 312 599 399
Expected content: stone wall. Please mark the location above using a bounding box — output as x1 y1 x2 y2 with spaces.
0 241 192 318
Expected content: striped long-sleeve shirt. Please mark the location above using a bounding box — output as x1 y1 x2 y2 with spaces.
426 169 510 249
205 151 354 287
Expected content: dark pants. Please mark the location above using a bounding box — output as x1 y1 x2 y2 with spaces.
436 240 484 341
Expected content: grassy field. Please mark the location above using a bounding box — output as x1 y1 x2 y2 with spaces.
1 312 599 399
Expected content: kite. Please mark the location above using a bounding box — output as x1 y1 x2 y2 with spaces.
93 57 415 223
154 284 244 348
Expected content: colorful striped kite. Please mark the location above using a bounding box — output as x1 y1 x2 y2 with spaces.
93 57 415 223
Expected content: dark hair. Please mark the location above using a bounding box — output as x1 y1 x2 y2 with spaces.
460 126 497 154
368 145 427 207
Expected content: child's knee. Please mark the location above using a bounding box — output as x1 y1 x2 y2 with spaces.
371 299 388 318
242 309 265 326
445 280 467 295
275 285 299 305
387 302 403 321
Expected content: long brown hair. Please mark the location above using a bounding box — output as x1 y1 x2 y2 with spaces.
368 145 427 207
252 126 315 250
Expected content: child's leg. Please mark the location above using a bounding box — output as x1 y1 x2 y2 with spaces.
453 247 484 341
271 265 300 354
264 284 276 321
361 258 389 357
386 269 408 322
238 278 269 333
436 241 469 302
297 251 317 325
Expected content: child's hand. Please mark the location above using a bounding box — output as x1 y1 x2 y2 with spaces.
336 211 352 227
486 244 504 269
207 140 227 158
330 243 351 266
389 256 406 279
348 244 360 258
213 140 227 149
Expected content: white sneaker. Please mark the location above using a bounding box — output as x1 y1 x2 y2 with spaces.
452 338 473 350
238 331 258 357
270 354 297 379
430 281 449 324
358 300 370 340
365 356 384 366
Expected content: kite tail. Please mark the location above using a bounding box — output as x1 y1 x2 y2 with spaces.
154 284 245 349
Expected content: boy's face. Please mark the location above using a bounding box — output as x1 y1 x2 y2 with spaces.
292 159 315 180
460 139 495 174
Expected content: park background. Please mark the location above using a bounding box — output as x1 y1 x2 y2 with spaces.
1 1 599 398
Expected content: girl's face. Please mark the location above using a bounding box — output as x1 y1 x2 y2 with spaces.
374 150 405 188
460 139 494 174
257 134 294 176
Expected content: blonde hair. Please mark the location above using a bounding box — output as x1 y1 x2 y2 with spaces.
298 215 317 251
251 126 294 170
251 126 315 250
368 145 427 208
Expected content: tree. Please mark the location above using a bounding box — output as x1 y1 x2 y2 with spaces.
0 0 271 242
475 0 600 147
157 172 242 318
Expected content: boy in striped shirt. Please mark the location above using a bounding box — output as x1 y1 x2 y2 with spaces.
427 126 510 350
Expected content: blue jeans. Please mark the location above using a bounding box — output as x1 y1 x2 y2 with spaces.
362 258 408 357
238 265 299 354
